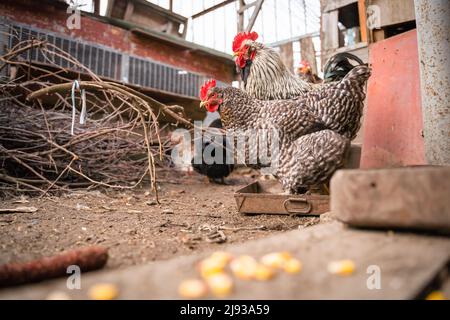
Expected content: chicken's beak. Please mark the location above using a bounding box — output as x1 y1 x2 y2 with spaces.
232 51 239 57
199 101 207 109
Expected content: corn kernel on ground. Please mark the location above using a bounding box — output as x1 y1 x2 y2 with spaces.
198 257 226 279
178 279 208 299
179 251 307 298
260 252 293 269
88 283 119 300
254 264 275 281
205 273 234 297
283 258 302 274
209 251 234 265
425 291 446 300
230 255 259 280
260 253 286 269
327 259 355 276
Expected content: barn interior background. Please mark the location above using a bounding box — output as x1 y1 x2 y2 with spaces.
0 0 449 301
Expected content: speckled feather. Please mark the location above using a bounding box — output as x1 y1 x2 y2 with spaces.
299 66 371 140
277 130 349 194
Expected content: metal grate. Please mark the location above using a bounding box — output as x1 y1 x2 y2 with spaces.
128 56 215 97
2 19 227 98
0 20 9 80
7 23 122 80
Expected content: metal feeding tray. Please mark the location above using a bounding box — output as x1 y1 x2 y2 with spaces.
234 181 330 216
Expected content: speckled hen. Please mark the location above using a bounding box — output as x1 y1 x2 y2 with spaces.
199 80 349 194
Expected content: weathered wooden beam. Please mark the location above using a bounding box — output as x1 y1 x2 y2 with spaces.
278 42 294 71
105 0 115 17
191 0 236 20
245 0 264 32
266 31 319 48
299 36 317 73
357 0 367 43
238 0 257 13
238 0 245 32
123 1 134 21
372 29 385 42
331 166 450 232
321 10 339 50
93 0 100 15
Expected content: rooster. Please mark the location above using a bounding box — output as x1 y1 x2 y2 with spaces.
297 60 322 84
199 80 349 194
232 31 370 140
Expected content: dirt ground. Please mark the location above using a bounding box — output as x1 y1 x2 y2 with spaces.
0 171 320 269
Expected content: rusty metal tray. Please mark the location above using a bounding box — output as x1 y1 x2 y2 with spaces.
234 181 330 216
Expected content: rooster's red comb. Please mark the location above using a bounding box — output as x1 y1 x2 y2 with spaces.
300 60 310 67
232 31 259 52
200 79 216 101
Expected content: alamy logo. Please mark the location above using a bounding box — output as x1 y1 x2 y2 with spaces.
171 121 281 175
366 5 381 30
66 265 81 289
66 2 82 30
366 265 381 290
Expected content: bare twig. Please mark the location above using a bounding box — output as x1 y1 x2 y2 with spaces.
0 39 192 200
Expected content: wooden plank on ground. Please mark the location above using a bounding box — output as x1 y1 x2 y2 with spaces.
0 222 448 299
331 166 450 232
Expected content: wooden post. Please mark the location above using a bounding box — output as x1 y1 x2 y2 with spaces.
93 0 100 15
415 0 450 164
238 0 245 32
124 1 134 21
279 42 294 72
302 0 307 32
300 37 317 74
358 0 368 43
192 0 236 19
246 0 264 32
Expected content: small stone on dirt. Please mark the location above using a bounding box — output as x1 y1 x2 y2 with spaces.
75 203 91 211
127 209 142 214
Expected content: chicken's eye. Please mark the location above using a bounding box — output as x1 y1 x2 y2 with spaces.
243 45 256 60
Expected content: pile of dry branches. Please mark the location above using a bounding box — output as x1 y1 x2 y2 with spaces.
0 34 190 199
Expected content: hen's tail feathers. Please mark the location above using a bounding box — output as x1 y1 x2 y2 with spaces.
323 52 365 82
342 65 372 83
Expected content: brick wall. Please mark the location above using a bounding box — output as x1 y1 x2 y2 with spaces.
0 0 235 84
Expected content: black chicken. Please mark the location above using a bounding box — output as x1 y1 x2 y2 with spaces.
322 52 364 82
191 118 234 184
